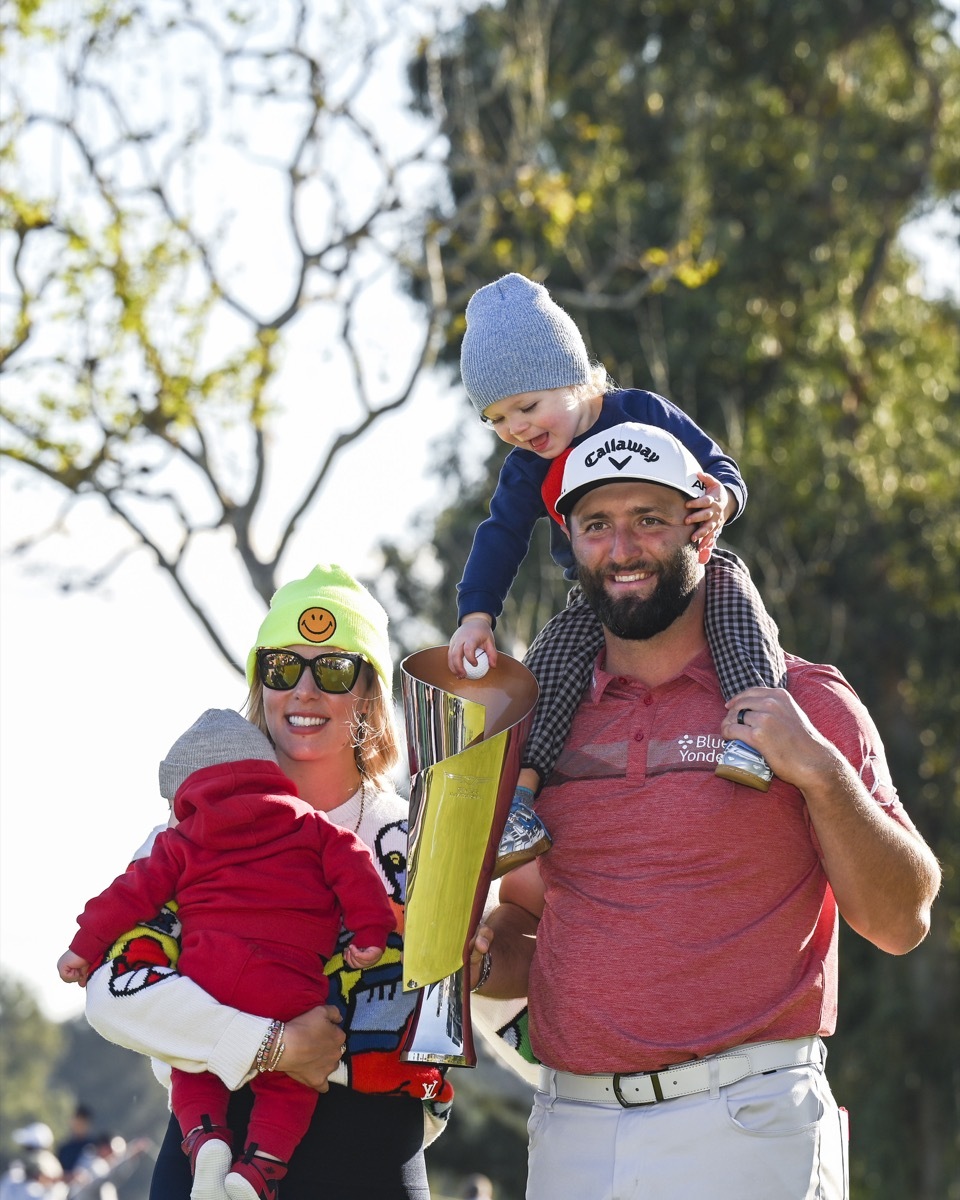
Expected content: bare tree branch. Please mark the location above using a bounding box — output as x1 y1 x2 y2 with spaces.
1 0 453 669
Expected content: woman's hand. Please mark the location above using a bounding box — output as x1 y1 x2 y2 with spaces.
280 1005 346 1092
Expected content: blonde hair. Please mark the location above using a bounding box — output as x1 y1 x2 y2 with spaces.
244 661 401 792
570 363 613 404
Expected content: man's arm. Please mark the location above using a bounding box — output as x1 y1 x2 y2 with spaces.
723 686 940 955
471 860 544 999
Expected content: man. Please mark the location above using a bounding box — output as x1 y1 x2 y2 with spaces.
471 421 940 1200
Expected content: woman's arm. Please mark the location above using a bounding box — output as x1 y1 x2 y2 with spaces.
86 957 347 1091
85 962 272 1090
82 843 352 1100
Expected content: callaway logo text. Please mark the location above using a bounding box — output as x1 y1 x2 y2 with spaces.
584 436 661 468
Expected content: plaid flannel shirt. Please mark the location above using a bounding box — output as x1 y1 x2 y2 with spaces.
521 549 786 782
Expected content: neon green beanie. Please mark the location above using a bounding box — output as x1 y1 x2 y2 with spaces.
246 564 393 693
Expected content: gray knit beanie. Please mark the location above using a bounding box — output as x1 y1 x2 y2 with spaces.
159 708 277 800
460 273 592 414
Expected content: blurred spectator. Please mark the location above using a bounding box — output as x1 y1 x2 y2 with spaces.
9 1128 54 1154
0 1124 67 1199
55 1107 94 1181
65 1135 120 1200
461 1174 494 1199
64 1135 151 1200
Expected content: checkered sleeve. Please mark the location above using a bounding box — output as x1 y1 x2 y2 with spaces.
521 592 605 784
705 549 787 698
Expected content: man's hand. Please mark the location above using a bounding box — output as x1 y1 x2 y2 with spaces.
721 686 831 790
723 686 940 955
280 1005 345 1091
468 923 493 991
472 861 544 1000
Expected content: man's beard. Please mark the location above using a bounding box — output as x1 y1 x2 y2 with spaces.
577 544 700 641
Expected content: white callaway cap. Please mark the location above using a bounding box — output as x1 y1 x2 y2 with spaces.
555 421 705 519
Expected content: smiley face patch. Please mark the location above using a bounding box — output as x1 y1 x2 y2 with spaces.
298 606 337 643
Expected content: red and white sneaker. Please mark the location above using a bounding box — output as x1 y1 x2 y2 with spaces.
181 1122 233 1200
224 1145 288 1200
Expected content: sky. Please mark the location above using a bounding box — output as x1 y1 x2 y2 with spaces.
2 2 958 1024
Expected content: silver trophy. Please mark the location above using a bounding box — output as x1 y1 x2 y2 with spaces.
399 647 539 1066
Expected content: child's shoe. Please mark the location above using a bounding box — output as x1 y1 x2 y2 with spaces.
181 1121 232 1200
224 1145 288 1200
715 739 774 792
493 786 552 878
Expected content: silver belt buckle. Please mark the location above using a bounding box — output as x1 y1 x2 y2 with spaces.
612 1070 662 1107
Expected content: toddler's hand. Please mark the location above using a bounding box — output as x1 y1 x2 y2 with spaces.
448 615 498 678
344 944 384 970
58 949 90 986
685 473 728 563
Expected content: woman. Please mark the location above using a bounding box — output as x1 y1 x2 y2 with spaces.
84 564 454 1200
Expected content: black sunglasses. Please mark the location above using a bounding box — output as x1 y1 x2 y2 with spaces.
256 648 366 694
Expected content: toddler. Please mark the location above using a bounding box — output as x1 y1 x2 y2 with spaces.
449 274 785 873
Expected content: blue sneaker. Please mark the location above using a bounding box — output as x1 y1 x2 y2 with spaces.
715 739 774 791
493 791 552 878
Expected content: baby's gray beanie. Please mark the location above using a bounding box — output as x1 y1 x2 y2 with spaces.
159 708 277 800
460 273 592 414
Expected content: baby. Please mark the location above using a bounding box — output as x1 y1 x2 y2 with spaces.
59 708 395 1200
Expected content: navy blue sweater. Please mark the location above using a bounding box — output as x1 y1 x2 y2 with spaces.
456 389 747 625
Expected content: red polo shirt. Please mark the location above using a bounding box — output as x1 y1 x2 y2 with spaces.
529 647 906 1075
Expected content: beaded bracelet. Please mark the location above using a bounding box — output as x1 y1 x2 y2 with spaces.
472 950 492 994
254 1019 278 1072
255 1019 285 1073
267 1024 286 1072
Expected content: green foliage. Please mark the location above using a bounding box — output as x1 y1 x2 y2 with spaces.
388 3 960 1197
0 972 166 1195
51 1014 170 1147
0 975 70 1168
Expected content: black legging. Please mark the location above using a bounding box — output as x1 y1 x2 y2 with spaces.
150 1083 430 1199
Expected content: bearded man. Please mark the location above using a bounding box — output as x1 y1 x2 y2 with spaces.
470 422 940 1200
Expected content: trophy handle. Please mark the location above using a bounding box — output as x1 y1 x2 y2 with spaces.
400 966 475 1067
